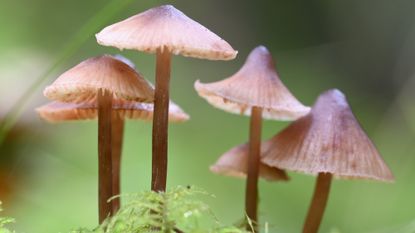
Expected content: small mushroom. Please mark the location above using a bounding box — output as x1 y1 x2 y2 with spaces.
36 100 189 212
36 100 189 124
195 46 309 230
262 89 394 233
96 4 237 192
42 55 154 223
210 140 289 182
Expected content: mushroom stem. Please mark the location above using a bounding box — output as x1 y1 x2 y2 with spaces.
151 47 171 192
245 106 263 232
302 173 333 233
98 89 113 223
111 114 124 213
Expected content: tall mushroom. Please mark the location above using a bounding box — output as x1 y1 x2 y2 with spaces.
95 4 237 192
36 100 189 212
262 89 394 233
42 55 154 223
195 46 310 230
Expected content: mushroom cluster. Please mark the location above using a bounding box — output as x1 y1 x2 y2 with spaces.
197 49 394 232
36 4 394 233
38 54 189 222
38 4 235 224
195 45 309 230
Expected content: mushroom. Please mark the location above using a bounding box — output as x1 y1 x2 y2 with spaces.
210 139 289 182
36 100 189 212
36 101 189 123
43 55 154 222
195 46 310 229
262 89 394 233
96 4 237 192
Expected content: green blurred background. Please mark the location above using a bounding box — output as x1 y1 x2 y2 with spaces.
1 0 415 232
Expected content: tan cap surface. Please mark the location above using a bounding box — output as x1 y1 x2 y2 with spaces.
195 46 310 120
96 5 237 60
43 55 154 104
210 140 289 182
262 89 394 182
36 101 96 122
36 100 189 123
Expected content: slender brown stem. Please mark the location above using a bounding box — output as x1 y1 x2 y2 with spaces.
151 47 171 192
302 173 333 233
98 89 113 223
245 107 263 232
111 114 124 213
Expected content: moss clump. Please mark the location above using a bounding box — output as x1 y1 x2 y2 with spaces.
71 186 249 233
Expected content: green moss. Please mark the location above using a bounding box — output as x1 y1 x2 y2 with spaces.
70 186 249 233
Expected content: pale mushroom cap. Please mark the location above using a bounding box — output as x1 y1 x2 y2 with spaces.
195 46 310 120
262 89 394 182
43 55 154 103
96 5 237 60
36 101 96 122
36 100 189 123
210 140 289 182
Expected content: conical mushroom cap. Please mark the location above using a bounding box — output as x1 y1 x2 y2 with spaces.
195 46 310 120
210 140 289 182
96 5 237 60
43 55 154 104
36 100 189 123
262 89 394 182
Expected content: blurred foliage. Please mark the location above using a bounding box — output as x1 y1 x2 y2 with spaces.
0 0 135 145
0 202 15 233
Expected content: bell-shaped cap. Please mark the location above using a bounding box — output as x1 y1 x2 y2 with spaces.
195 46 310 120
36 100 189 123
43 55 154 104
262 89 394 182
210 140 289 182
96 5 237 60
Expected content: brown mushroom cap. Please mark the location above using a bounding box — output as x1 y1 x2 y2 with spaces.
195 46 310 120
210 140 289 182
262 89 394 182
96 5 237 60
43 55 154 104
36 100 189 123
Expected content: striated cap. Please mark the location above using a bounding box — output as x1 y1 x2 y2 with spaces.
210 140 289 182
36 101 96 122
262 89 394 182
96 5 237 60
195 46 310 120
43 55 154 104
36 100 189 123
